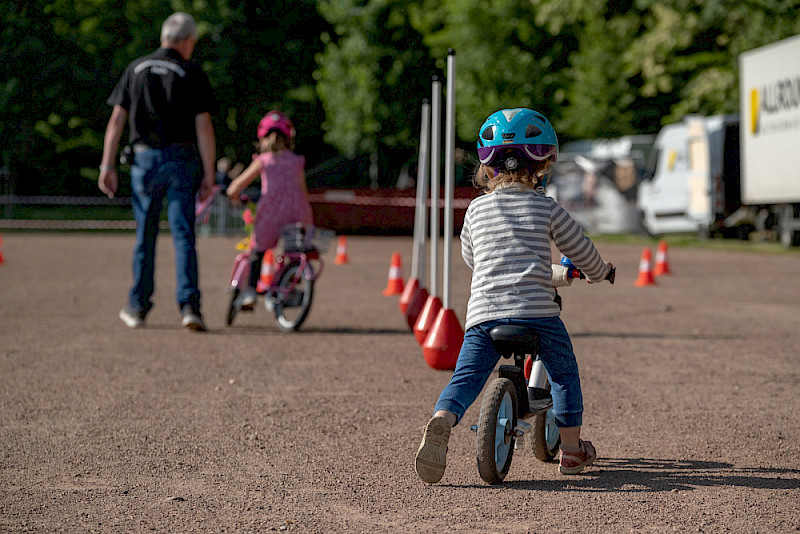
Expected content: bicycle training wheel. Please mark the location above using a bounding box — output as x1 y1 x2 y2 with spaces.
273 260 314 332
532 404 561 462
226 288 239 326
476 378 517 484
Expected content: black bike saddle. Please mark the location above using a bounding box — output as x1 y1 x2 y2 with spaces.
488 325 540 356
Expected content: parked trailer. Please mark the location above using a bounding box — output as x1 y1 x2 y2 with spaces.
637 34 800 245
739 34 800 246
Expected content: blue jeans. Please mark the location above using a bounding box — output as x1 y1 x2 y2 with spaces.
129 145 202 314
434 316 583 428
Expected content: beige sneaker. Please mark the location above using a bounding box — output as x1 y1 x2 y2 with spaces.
414 416 451 483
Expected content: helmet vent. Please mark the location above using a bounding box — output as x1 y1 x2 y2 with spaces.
525 124 543 138
481 126 494 141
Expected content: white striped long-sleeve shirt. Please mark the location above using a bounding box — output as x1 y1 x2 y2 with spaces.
461 186 609 330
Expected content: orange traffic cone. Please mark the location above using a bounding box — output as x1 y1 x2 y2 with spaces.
334 236 349 265
382 252 405 296
653 240 671 276
0 235 4 265
635 248 656 287
260 249 275 286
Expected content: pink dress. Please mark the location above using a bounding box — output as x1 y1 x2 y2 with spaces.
252 150 313 252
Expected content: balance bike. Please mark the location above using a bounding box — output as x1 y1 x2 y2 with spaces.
473 265 615 484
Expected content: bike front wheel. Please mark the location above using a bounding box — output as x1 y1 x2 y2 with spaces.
272 260 314 332
476 378 517 484
226 288 240 326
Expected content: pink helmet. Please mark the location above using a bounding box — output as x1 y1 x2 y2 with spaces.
257 110 295 140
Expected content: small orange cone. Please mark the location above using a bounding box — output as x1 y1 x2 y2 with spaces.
653 240 671 276
260 249 276 286
334 236 349 265
635 248 656 287
0 235 4 265
382 252 405 296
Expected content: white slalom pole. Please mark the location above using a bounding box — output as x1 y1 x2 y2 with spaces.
429 77 441 298
412 100 430 284
443 50 456 309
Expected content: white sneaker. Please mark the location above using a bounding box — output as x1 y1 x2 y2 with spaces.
236 287 258 311
119 307 145 328
181 305 207 332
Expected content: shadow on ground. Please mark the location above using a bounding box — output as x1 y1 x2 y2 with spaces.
447 458 800 492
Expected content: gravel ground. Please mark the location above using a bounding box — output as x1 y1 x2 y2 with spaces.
1 233 799 533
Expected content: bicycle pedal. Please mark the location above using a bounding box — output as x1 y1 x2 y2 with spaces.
513 420 532 437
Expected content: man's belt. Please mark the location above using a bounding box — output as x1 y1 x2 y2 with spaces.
132 142 195 153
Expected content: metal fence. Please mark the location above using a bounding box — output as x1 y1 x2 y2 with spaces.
0 195 246 235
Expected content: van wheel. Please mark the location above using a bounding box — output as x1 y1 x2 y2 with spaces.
737 224 755 241
782 230 800 248
636 211 654 238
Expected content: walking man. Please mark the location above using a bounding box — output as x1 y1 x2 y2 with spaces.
99 12 216 331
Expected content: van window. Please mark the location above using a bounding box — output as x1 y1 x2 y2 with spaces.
643 147 660 180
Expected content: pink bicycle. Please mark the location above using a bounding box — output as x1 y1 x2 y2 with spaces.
223 197 333 332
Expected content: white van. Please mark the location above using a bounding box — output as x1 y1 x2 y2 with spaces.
637 115 742 237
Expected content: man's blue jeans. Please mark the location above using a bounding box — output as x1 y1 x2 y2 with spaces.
129 145 202 314
434 316 584 428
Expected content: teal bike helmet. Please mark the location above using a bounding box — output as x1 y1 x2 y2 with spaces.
477 108 559 177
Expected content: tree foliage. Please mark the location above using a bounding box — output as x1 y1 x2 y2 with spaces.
314 0 436 171
1 0 331 195
2 0 799 194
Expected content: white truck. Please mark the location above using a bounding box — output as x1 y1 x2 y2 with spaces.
637 33 800 246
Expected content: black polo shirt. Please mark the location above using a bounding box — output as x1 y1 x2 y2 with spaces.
107 47 215 147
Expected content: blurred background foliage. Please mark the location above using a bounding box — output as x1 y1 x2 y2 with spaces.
1 0 799 195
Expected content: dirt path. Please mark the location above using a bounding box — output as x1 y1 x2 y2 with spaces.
1 234 799 532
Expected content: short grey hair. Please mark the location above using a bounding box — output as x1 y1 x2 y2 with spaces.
161 12 197 44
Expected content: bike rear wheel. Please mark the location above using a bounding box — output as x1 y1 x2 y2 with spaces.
532 406 561 461
476 378 517 484
273 260 314 332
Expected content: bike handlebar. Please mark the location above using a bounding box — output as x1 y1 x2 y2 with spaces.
567 265 616 285
605 266 616 284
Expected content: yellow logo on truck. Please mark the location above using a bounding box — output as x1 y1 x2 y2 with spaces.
750 88 759 135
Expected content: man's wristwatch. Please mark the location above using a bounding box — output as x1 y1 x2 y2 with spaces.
99 165 115 172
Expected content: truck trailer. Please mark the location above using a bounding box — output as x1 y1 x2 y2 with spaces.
637 34 800 246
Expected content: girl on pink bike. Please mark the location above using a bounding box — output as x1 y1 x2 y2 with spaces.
226 110 313 311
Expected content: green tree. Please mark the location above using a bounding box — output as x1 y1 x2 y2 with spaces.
315 0 436 179
624 0 800 124
408 0 575 143
1 0 333 195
